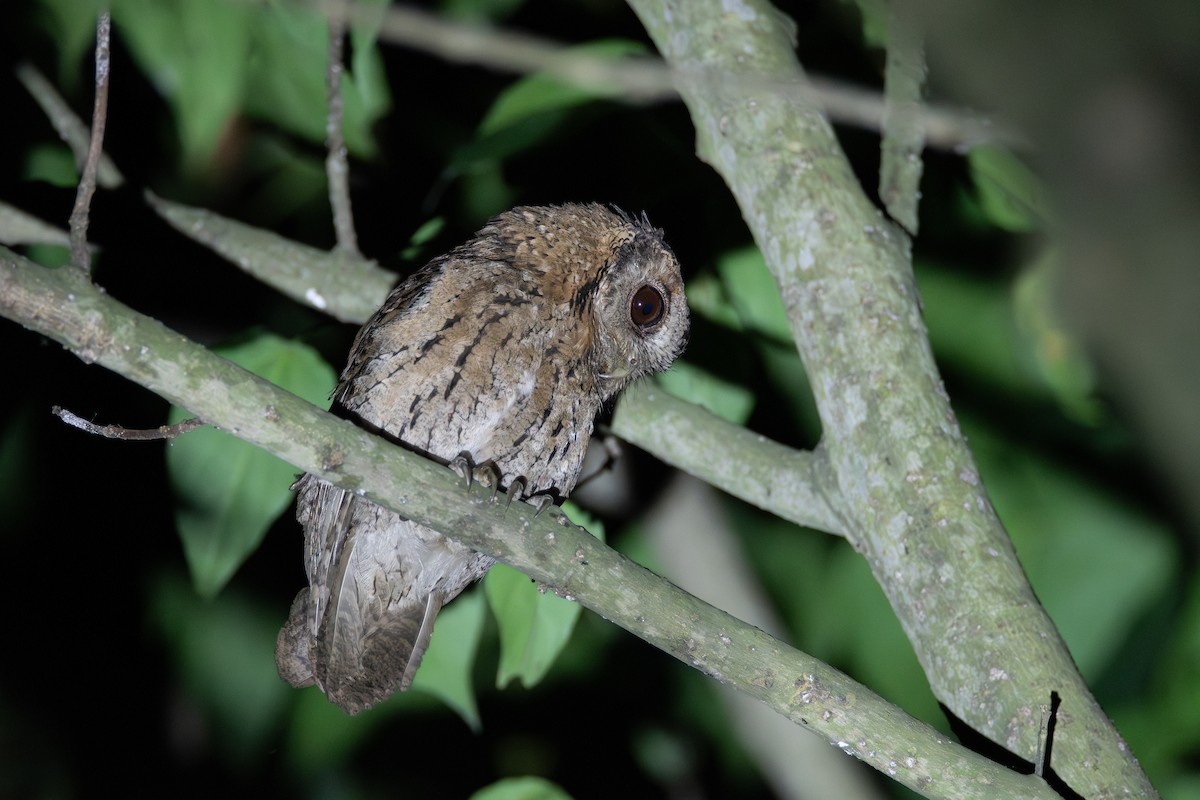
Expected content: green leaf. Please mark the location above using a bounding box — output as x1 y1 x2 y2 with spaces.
400 216 447 261
167 332 336 597
915 259 1040 395
113 0 254 175
478 39 646 136
657 360 755 426
23 145 79 188
243 3 389 159
31 0 103 91
111 0 389 174
1012 249 1103 423
469 776 574 800
967 145 1052 232
411 589 488 730
715 246 792 343
838 0 889 49
486 502 603 689
451 39 646 175
683 271 744 332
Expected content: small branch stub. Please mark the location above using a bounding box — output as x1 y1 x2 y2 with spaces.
52 406 206 441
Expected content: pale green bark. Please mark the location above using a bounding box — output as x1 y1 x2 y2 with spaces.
623 0 1152 797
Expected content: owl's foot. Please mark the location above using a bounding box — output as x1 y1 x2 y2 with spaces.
450 452 502 502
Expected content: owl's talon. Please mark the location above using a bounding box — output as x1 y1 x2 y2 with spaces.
449 453 473 491
529 494 555 517
505 477 527 510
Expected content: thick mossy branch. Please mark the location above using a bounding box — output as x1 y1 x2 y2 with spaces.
625 0 1153 797
0 247 1059 799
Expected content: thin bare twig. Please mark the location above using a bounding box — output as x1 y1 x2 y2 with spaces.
52 406 206 441
68 11 112 273
16 64 123 189
325 18 360 256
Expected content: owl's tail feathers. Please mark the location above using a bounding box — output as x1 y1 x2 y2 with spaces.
316 590 445 715
275 589 317 688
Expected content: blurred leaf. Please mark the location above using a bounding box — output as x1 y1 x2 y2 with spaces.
113 0 253 175
1114 576 1200 785
479 39 645 136
244 3 389 159
964 416 1177 678
715 246 792 343
30 0 101 90
469 776 574 800
149 572 292 764
1013 249 1104 423
916 259 1042 395
486 502 603 689
839 0 889 48
967 145 1052 232
167 332 336 597
451 39 645 181
684 271 744 331
739 505 944 727
400 216 448 261
23 144 79 188
112 0 388 175
657 360 755 426
412 589 488 729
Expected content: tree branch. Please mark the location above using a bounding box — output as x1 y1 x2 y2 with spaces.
624 1 1153 797
68 10 111 273
315 0 1017 152
0 246 1059 799
324 17 360 256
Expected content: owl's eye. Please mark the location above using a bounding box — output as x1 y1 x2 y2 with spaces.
630 285 666 331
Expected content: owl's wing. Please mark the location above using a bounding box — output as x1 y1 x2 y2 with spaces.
298 477 444 715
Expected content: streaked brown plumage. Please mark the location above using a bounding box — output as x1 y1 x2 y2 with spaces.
275 204 689 714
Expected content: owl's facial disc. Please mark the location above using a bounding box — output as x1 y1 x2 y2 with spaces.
593 230 689 388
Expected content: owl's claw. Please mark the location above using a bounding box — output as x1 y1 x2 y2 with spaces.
449 453 473 491
529 494 555 517
505 477 527 510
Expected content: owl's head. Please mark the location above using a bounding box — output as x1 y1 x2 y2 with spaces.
585 209 689 396
482 203 689 398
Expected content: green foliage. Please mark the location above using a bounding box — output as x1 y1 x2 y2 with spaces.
411 589 488 729
658 360 755 425
485 502 604 689
452 39 647 219
44 0 391 177
967 146 1053 232
167 332 336 597
469 776 574 800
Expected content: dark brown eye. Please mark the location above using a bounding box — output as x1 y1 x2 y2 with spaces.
630 285 665 330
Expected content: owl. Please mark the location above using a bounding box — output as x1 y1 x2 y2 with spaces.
275 203 689 713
